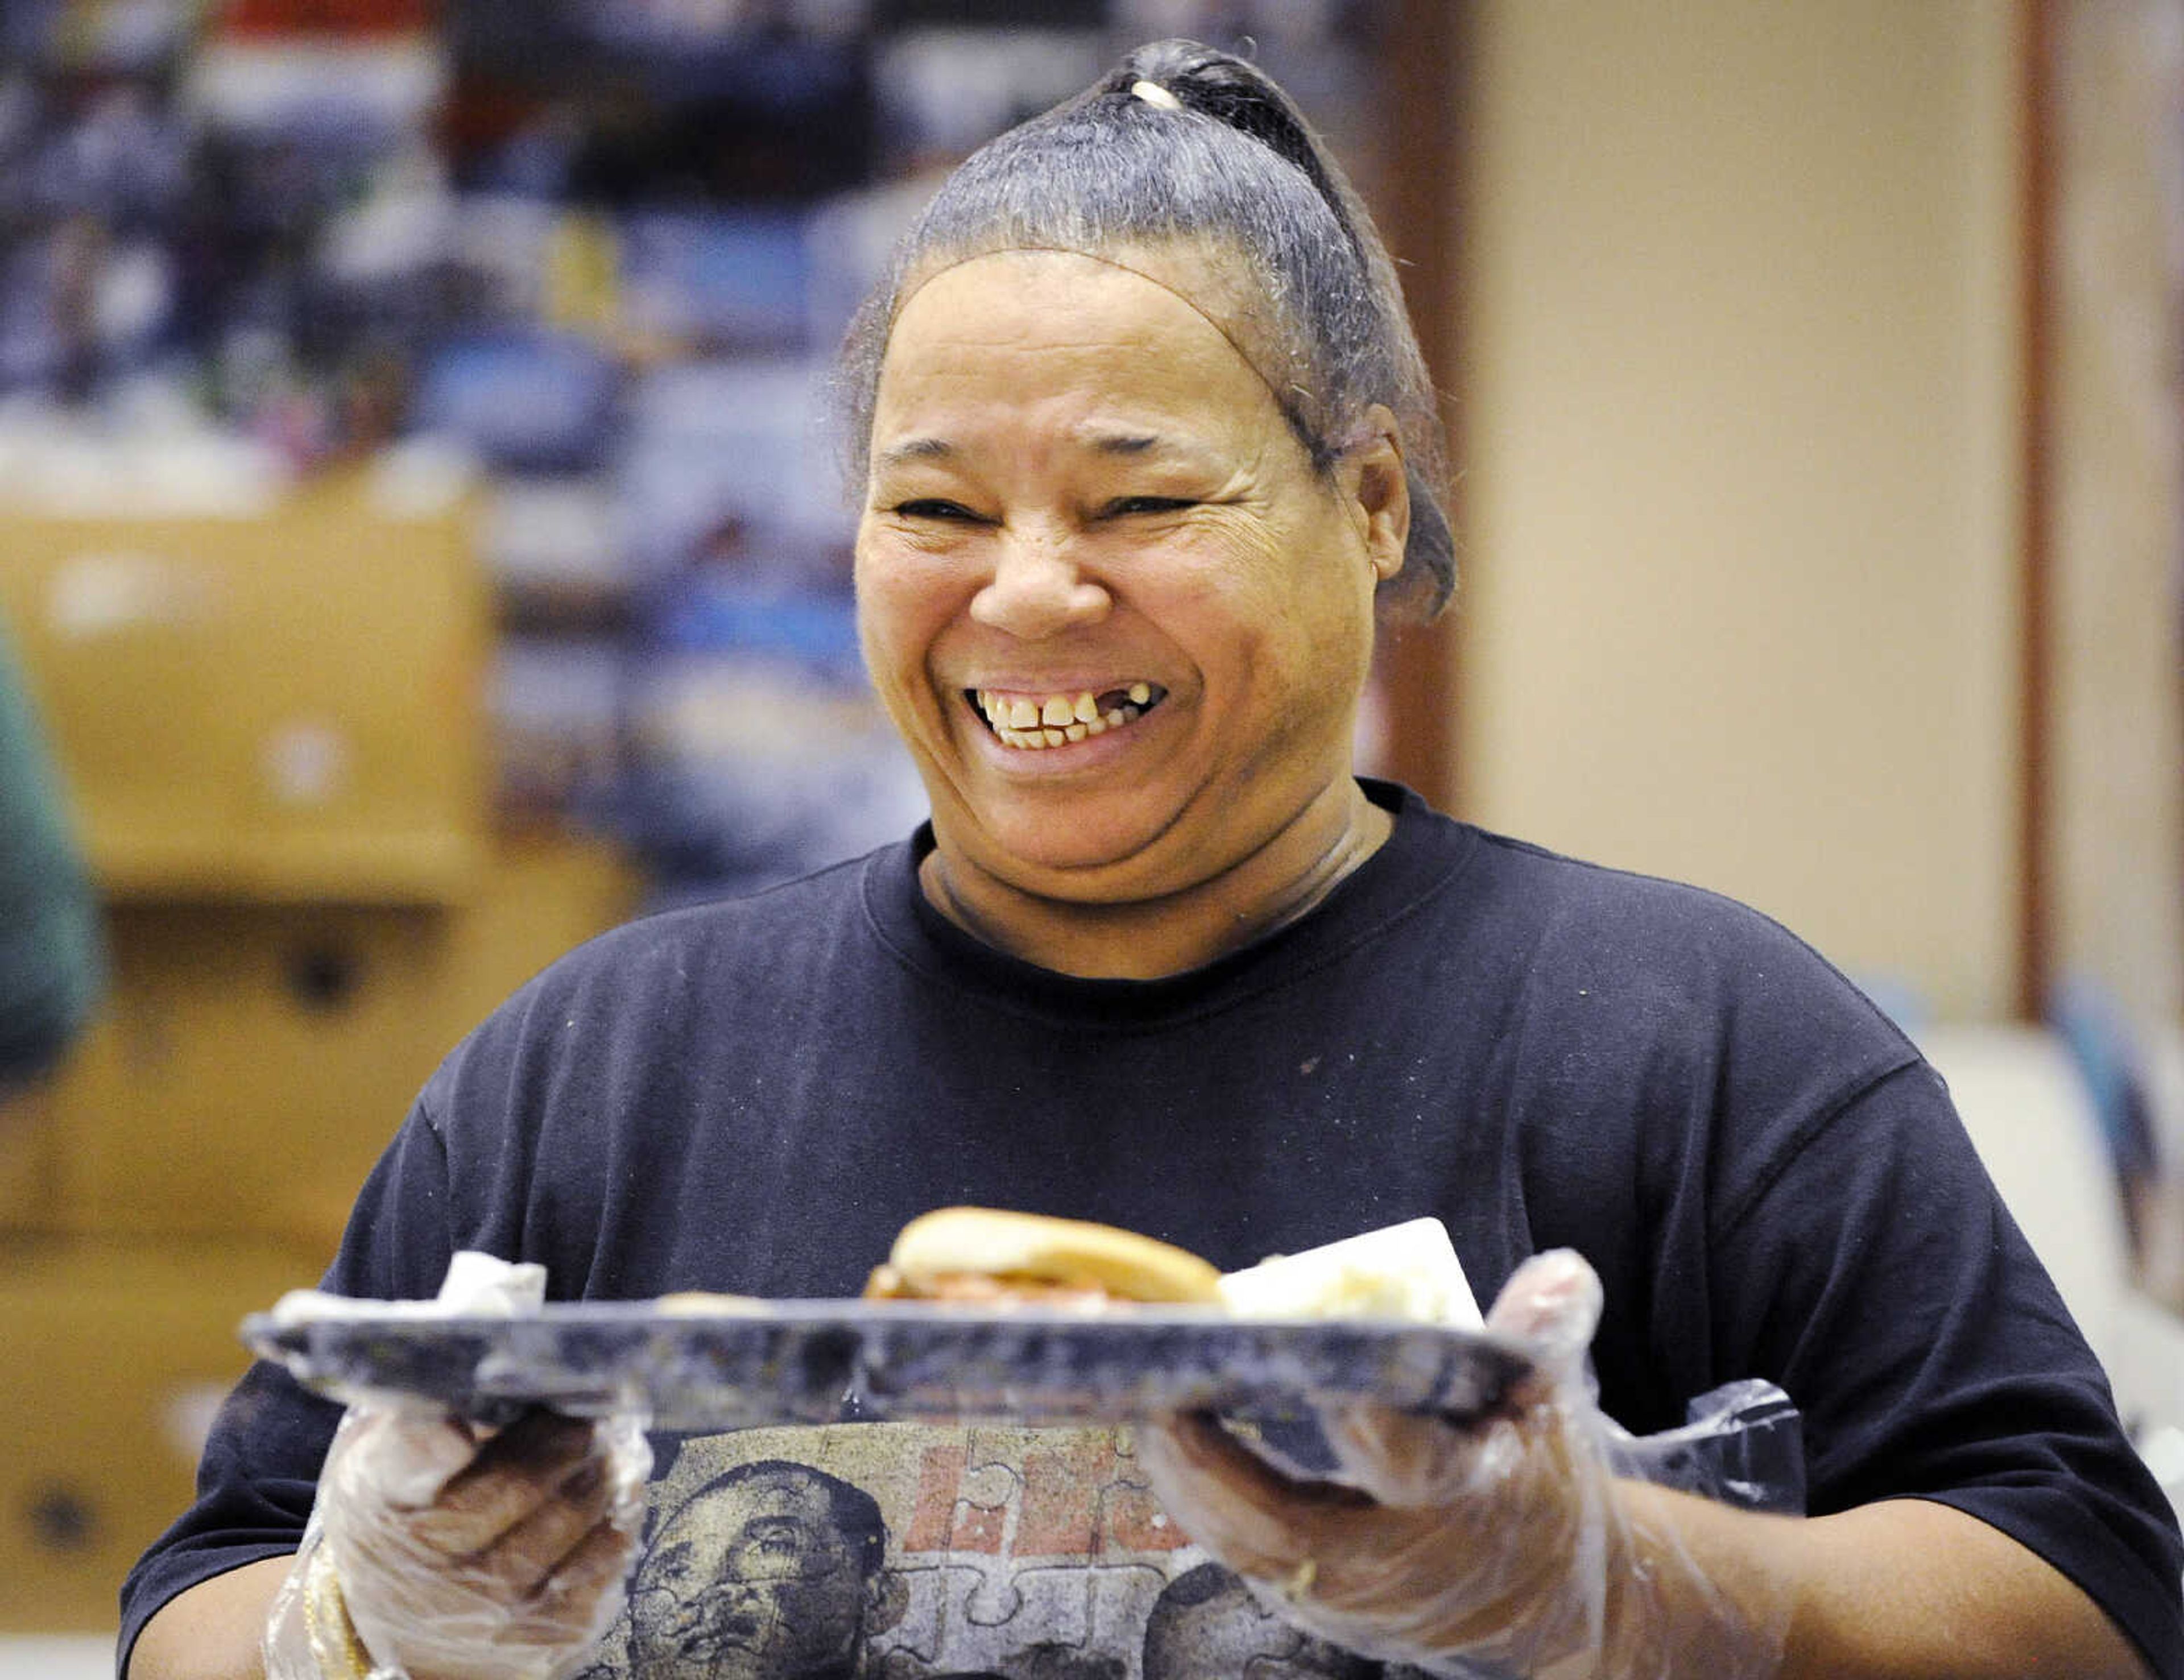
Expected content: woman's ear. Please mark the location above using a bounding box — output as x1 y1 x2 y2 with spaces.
1345 404 1409 583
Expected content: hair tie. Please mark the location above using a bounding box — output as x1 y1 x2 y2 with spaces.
1130 79 1182 110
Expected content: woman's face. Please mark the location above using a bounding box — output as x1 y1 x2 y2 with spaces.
855 248 1404 908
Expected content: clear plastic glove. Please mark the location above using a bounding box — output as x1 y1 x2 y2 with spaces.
263 1403 651 1680
1136 1249 1792 1680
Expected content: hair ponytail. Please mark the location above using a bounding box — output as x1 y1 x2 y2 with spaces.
1111 43 1365 258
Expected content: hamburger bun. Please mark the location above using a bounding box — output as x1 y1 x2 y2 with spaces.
866 1206 1223 1305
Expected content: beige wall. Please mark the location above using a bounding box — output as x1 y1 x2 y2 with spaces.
1454 1 2026 1019
2050 1 2184 1035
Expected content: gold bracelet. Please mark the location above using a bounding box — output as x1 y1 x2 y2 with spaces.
301 1547 380 1680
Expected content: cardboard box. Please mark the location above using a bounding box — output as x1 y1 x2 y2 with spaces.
0 469 490 905
42 903 458 1247
26 835 642 1248
0 1239 320 1632
424 827 643 1032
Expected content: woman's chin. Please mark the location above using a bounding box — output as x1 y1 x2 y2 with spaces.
945 806 1192 898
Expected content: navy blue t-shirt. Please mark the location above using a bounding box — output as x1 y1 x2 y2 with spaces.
121 783 2184 1677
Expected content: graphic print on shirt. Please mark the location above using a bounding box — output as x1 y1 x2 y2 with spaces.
563 1421 1420 1680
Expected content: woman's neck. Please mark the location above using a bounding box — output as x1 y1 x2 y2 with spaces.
917 781 1395 979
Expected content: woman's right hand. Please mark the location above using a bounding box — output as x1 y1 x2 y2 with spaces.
275 1405 649 1680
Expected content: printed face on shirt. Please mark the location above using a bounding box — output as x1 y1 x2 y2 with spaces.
854 247 1404 910
626 1461 890 1680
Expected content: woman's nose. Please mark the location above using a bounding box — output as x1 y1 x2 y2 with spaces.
969 525 1110 638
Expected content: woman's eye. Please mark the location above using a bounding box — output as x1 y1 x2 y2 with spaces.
1105 496 1195 518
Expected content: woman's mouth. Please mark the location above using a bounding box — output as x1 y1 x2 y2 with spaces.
967 683 1167 750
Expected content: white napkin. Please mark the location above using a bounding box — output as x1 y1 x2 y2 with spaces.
270 1249 548 1326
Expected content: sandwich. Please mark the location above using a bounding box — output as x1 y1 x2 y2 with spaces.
864 1206 1480 1326
863 1206 1223 1306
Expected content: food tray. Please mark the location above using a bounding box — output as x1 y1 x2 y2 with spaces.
242 1300 1537 1431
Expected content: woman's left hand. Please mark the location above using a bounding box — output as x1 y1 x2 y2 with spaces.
1135 1251 1790 1679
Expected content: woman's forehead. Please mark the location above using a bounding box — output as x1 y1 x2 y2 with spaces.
882 247 1290 400
872 250 1290 441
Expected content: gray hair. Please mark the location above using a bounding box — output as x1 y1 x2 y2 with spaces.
835 39 1455 622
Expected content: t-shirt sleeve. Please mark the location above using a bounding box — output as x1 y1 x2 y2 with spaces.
1715 1057 2184 1678
116 1098 457 1673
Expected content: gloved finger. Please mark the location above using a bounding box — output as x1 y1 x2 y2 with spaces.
1484 1249 1603 1371
478 1449 637 1590
1136 1412 1370 1580
456 1408 601 1489
404 1409 602 1555
1320 1400 1531 1508
499 1516 645 1647
336 1406 482 1509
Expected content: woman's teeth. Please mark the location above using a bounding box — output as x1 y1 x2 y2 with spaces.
973 684 1163 749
